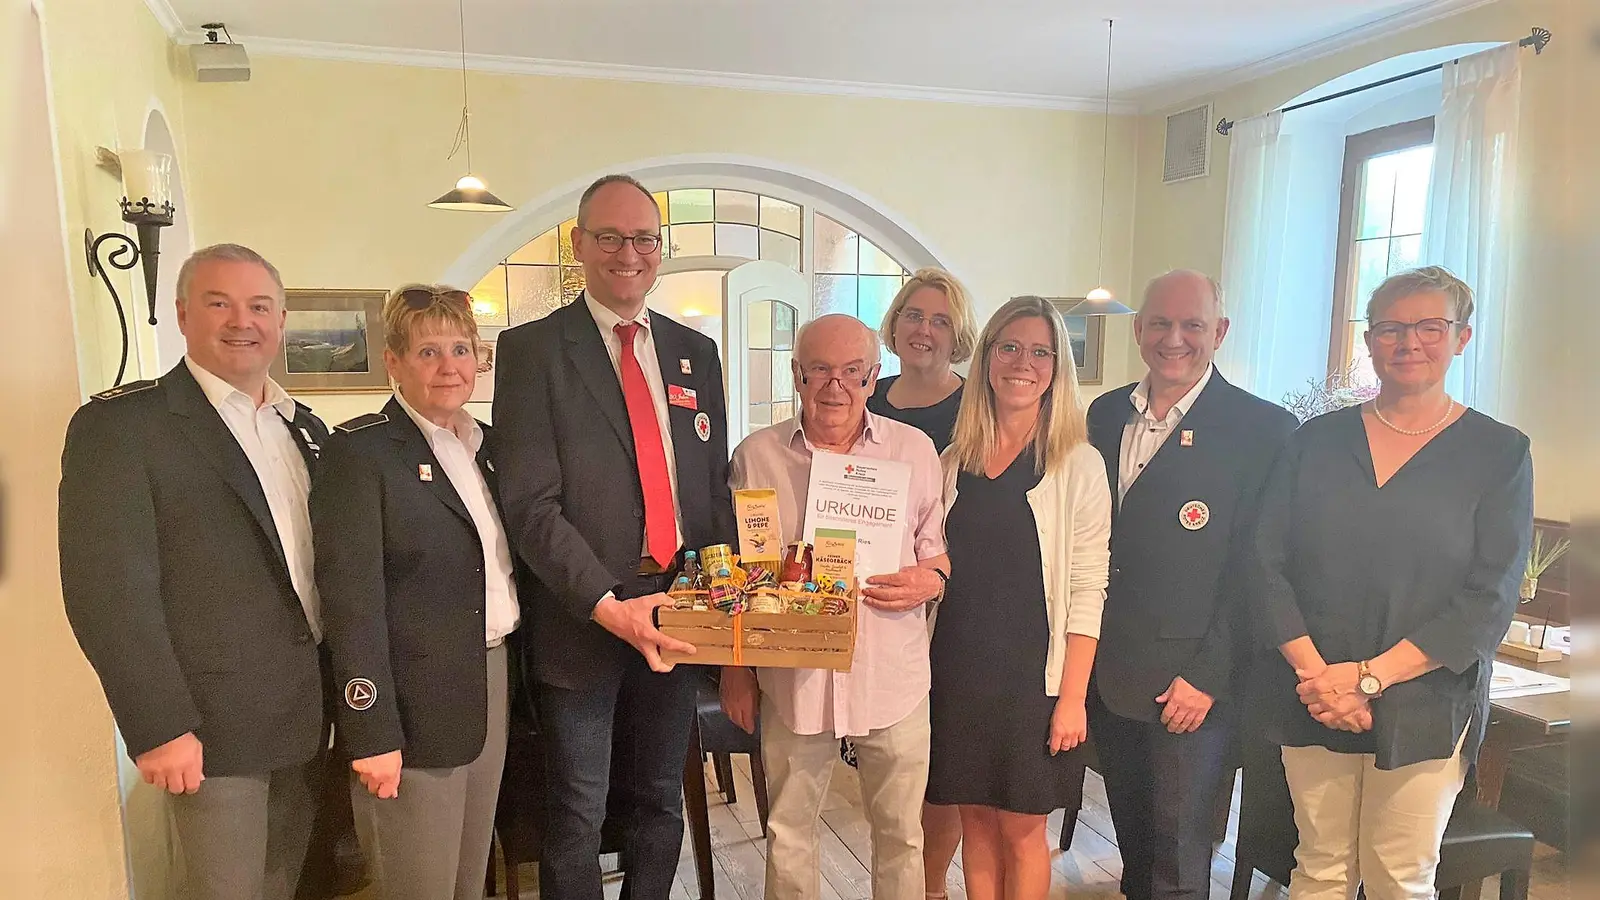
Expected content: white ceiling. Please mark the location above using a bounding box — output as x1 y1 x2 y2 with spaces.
156 0 1491 110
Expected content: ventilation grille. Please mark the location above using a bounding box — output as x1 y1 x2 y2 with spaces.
1163 104 1211 183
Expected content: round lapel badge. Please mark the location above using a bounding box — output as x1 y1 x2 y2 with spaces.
344 678 377 711
694 411 711 443
1179 500 1210 531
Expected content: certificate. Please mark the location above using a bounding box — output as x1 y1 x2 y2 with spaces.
801 452 911 580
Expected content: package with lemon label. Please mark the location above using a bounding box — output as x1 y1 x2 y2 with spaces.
733 488 784 565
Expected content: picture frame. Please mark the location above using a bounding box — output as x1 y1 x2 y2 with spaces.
1069 314 1106 385
1046 301 1107 385
470 338 497 404
272 289 391 393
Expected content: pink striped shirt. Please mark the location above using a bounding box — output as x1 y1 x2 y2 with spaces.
729 412 947 737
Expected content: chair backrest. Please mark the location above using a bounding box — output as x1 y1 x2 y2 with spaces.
1236 737 1299 885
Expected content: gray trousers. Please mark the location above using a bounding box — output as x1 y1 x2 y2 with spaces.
168 756 324 900
351 643 510 900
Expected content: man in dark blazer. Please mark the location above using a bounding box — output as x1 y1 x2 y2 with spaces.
1085 270 1297 900
493 174 736 900
59 244 330 900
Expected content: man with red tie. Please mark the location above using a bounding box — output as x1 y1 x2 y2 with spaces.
493 174 736 900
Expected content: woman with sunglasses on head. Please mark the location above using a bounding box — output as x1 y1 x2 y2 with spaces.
925 296 1111 900
1244 267 1532 900
867 267 979 900
310 284 521 900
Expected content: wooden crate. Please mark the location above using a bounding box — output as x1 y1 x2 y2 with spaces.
658 594 857 670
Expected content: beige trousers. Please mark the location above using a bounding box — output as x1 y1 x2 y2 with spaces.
1280 739 1467 900
760 695 930 900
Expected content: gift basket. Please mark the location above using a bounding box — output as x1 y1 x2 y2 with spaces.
657 490 859 670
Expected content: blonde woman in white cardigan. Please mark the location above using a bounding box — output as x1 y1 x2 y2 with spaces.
925 296 1111 900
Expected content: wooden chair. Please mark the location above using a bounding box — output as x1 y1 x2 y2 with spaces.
693 671 771 833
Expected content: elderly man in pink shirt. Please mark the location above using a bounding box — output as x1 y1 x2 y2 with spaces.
720 314 950 900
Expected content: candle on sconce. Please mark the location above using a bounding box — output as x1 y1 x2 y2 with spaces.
118 149 174 219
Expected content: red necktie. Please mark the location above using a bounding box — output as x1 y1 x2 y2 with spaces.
614 321 678 568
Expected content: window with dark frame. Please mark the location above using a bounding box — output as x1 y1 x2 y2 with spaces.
1328 116 1435 386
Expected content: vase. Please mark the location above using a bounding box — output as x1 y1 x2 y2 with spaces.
1520 575 1538 601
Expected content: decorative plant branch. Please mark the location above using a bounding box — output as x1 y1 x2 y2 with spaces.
1516 525 1570 649
1281 361 1379 423
1521 526 1570 601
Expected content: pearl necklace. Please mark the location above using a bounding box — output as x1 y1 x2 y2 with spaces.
1372 397 1455 436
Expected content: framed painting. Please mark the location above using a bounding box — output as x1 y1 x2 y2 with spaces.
1046 301 1107 385
271 289 390 392
470 337 498 404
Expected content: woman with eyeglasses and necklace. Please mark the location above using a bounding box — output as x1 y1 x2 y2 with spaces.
926 296 1111 900
1245 267 1532 900
311 284 522 900
865 268 979 900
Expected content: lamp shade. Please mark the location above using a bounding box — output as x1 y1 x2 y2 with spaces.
118 149 175 221
1066 290 1135 317
429 174 512 212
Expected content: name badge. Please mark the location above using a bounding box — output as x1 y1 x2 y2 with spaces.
668 384 698 411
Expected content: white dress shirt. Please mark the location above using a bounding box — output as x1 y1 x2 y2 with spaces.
584 292 684 554
394 391 521 646
1118 366 1213 502
185 357 321 640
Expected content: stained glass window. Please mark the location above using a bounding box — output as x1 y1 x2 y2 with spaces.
810 213 912 376
472 189 808 327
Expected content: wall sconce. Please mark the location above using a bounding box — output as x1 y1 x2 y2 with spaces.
85 149 175 386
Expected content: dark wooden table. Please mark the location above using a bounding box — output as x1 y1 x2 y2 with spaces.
1478 653 1571 808
1456 653 1571 900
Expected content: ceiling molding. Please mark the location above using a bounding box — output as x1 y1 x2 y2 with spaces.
1132 0 1502 113
140 0 185 37
224 35 1142 114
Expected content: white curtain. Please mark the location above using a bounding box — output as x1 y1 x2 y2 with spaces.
1421 44 1522 415
1215 112 1293 401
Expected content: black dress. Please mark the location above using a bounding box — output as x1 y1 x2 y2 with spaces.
926 448 1087 814
867 375 962 453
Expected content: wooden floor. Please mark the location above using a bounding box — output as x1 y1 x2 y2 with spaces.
481 754 1569 900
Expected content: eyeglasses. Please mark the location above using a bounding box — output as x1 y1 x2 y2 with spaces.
1369 318 1459 345
992 341 1056 364
400 288 471 310
897 309 954 331
799 362 878 392
579 229 663 255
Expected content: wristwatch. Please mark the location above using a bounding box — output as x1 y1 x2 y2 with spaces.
1357 660 1383 698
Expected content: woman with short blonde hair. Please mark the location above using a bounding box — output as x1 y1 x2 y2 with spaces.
1247 266 1531 900
313 283 521 900
870 267 979 454
927 296 1110 900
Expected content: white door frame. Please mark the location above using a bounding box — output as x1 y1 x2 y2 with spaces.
723 260 810 442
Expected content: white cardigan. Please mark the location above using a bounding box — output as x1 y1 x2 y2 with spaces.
938 440 1112 697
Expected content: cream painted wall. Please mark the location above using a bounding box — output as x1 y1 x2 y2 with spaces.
1 3 132 897
1127 0 1584 518
177 54 1139 424
39 0 194 396
16 0 197 896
